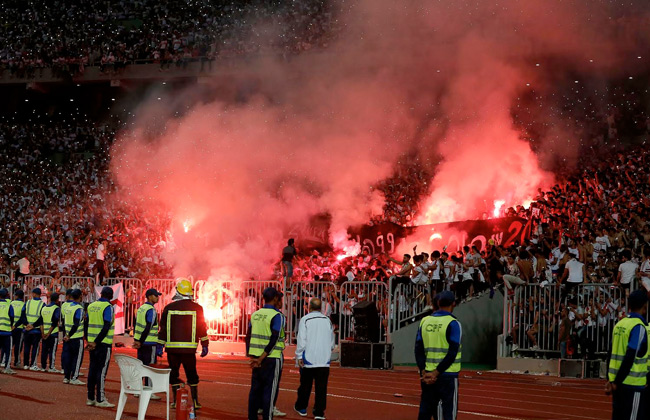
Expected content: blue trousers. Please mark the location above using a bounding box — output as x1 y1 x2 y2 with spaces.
612 385 645 420
418 376 459 420
248 357 283 420
0 334 12 368
41 334 58 370
87 344 112 403
23 332 41 367
62 338 84 380
12 328 23 366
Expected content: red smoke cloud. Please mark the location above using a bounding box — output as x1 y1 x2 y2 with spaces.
111 0 650 279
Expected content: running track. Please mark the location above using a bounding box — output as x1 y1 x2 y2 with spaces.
0 348 610 420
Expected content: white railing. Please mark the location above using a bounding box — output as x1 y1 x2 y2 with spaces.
286 281 339 343
504 282 627 356
0 274 432 343
339 281 389 343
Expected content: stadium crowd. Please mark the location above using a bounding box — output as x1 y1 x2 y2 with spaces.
0 0 336 77
0 117 174 287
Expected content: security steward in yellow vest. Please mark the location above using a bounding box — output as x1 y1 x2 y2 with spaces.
20 288 45 370
134 288 162 365
246 287 286 420
62 289 85 384
10 289 25 368
606 289 649 420
158 278 209 410
40 292 61 372
415 291 462 420
0 288 16 374
84 286 116 408
133 288 162 400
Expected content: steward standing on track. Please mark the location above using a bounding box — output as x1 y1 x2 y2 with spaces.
62 289 85 385
247 287 286 420
606 289 649 420
85 286 116 408
11 289 25 368
158 278 209 410
0 288 16 374
415 291 462 420
40 292 62 372
134 288 163 400
21 288 45 370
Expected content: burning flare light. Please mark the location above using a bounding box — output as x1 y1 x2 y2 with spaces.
493 200 506 218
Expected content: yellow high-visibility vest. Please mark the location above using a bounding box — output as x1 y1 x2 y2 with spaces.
25 299 44 325
608 317 649 387
249 307 285 358
87 301 114 345
0 300 11 332
41 305 60 334
10 301 24 329
419 314 462 373
62 303 84 340
134 304 158 345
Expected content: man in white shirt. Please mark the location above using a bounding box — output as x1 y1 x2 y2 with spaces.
560 253 585 298
294 299 335 420
616 249 638 298
15 254 30 284
94 238 108 285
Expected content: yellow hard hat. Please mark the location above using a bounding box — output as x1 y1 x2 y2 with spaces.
176 278 193 296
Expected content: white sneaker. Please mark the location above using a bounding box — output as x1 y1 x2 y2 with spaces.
23 365 29 370
512 344 519 351
63 378 70 384
70 379 85 385
86 399 96 406
315 417 326 420
30 366 43 372
273 407 287 417
150 394 162 401
531 345 539 351
3 368 16 375
95 400 116 408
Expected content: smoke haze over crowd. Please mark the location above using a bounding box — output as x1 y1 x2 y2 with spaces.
110 0 650 279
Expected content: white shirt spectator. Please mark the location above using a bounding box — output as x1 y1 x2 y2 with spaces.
96 243 105 261
565 258 584 283
618 260 639 285
17 257 30 274
550 247 563 271
595 235 611 251
295 311 335 368
411 265 428 285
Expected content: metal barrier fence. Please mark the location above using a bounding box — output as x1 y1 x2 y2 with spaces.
389 281 430 335
0 274 427 343
286 281 339 343
61 276 96 304
504 283 626 356
144 279 178 316
339 281 389 343
105 278 144 333
22 276 54 301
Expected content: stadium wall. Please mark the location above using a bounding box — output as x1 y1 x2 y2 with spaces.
392 290 504 367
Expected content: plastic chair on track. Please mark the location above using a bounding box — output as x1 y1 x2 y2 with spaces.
114 354 171 420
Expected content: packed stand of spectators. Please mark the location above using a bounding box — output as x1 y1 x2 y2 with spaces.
0 117 174 292
373 159 429 226
0 0 337 77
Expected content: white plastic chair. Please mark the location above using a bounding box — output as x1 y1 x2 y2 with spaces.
115 354 171 420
